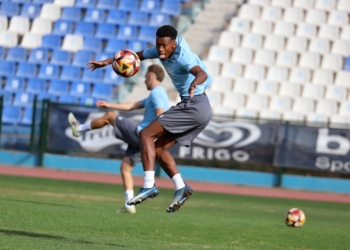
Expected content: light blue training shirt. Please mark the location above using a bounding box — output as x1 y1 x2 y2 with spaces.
143 37 212 97
137 85 169 131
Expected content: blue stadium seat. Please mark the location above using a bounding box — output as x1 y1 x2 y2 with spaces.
70 81 91 96
20 3 41 19
105 38 127 53
32 0 53 3
41 34 62 50
75 0 96 8
138 26 157 42
16 62 37 78
0 61 16 76
95 52 114 61
161 0 181 16
19 107 33 125
60 65 82 81
38 64 60 79
12 0 31 3
103 67 125 85
75 21 95 37
95 23 117 39
140 0 160 12
48 79 69 94
61 7 82 22
0 2 19 17
149 12 170 27
58 94 79 104
0 46 4 60
4 77 25 91
128 10 149 26
28 48 49 63
6 47 27 62
53 20 74 36
128 40 148 51
116 25 138 40
82 68 103 82
26 78 46 93
96 0 117 9
118 0 138 11
92 83 113 99
83 37 103 52
0 91 13 105
80 96 98 106
106 9 127 24
50 49 72 65
72 50 95 67
1 105 22 124
344 57 350 71
13 91 34 107
84 8 105 23
36 92 57 102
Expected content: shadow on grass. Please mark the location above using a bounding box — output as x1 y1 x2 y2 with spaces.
0 198 79 208
0 229 124 247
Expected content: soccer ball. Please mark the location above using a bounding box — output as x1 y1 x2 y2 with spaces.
112 49 140 78
285 208 306 228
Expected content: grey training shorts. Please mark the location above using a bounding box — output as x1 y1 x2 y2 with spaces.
114 116 141 166
156 93 212 147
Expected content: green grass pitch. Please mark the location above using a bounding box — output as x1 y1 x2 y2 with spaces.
0 175 349 250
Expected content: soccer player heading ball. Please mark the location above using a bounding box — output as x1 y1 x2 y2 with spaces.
87 25 213 213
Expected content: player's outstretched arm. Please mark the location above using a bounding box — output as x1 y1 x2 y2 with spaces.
136 51 145 61
188 66 208 97
96 100 144 111
87 58 114 71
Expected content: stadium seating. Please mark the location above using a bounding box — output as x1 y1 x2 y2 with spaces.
2 105 22 124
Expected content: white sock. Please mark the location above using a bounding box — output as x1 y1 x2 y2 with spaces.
143 171 155 188
78 123 91 133
172 173 185 191
125 190 134 207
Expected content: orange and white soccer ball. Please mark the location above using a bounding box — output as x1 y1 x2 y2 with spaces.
112 49 140 78
285 208 306 228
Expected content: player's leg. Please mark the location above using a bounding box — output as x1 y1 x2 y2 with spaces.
117 156 136 214
68 111 117 137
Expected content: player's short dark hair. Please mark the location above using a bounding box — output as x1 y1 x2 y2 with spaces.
147 64 165 82
156 25 177 40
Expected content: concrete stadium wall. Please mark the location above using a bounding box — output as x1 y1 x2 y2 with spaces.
0 150 349 194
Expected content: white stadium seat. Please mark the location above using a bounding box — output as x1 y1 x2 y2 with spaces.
286 37 308 53
233 78 256 94
279 82 302 98
325 85 348 101
251 20 273 35
246 94 269 110
8 16 30 35
212 106 235 117
40 4 61 21
0 15 8 32
315 99 338 115
221 63 243 79
62 34 84 52
248 0 270 6
331 40 350 56
318 24 340 40
276 51 298 67
208 45 231 63
294 0 315 10
302 84 325 99
210 76 233 92
259 110 281 121
256 80 279 96
341 26 350 40
228 18 251 34
299 52 321 69
305 9 327 25
244 64 266 81
239 4 261 20
289 67 311 83
269 96 292 112
312 69 334 85
242 33 263 49
321 54 343 71
254 49 276 66
274 21 295 37
264 35 285 51
266 66 289 81
236 108 259 119
21 33 42 49
328 11 349 26
335 71 350 87
283 7 305 24
54 0 75 7
338 101 350 116
292 98 315 114
309 38 330 54
283 112 305 122
218 31 241 49
203 60 221 76
337 0 350 12
231 48 254 64
30 18 52 35
306 113 329 125
222 92 246 109
271 0 292 8
0 31 18 47
296 23 317 38
330 115 349 128
315 0 336 11
206 90 223 106
261 6 282 21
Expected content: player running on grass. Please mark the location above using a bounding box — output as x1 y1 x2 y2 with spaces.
87 25 212 213
68 64 169 214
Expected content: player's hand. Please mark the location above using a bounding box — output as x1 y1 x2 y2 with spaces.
96 100 110 109
188 83 197 98
87 61 108 71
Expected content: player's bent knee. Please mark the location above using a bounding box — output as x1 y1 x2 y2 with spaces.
105 111 117 125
